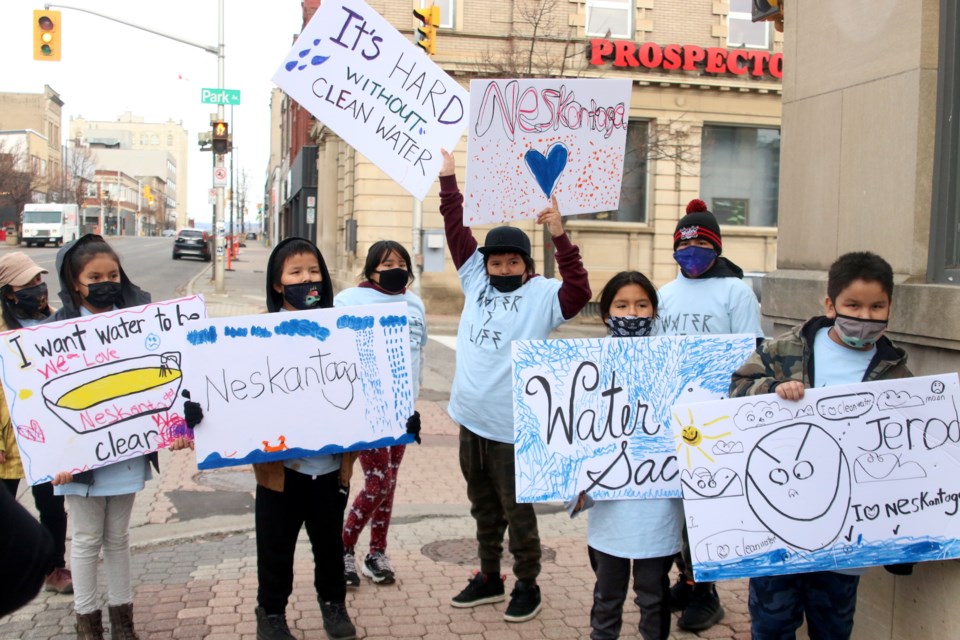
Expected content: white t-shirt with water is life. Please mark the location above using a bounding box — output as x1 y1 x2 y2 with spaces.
447 251 565 444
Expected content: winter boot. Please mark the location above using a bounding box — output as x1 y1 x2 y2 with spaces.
107 603 140 640
319 600 357 640
255 606 296 640
75 610 105 640
677 582 725 631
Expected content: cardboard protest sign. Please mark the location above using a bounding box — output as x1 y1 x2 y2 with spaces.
464 78 632 225
177 303 415 470
0 296 206 484
271 0 469 201
673 374 960 582
512 335 755 503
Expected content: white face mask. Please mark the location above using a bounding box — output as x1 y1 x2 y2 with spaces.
833 313 887 349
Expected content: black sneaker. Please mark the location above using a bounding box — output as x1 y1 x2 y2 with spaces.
677 583 725 631
343 550 360 588
255 606 295 640
319 600 357 640
450 571 505 608
504 581 541 622
669 574 694 612
361 551 395 585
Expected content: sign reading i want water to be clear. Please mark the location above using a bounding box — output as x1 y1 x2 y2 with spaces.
673 373 960 582
0 296 207 484
175 302 415 470
201 88 241 105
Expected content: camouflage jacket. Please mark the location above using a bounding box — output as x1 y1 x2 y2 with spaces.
730 315 911 397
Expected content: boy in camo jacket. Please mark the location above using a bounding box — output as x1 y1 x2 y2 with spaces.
729 251 911 639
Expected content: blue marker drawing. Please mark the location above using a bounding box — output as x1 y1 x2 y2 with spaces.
512 335 755 503
284 39 329 72
274 318 330 341
524 143 568 198
187 326 217 345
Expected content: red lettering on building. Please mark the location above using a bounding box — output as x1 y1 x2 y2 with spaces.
588 39 782 80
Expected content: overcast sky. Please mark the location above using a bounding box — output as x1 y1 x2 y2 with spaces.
1 0 303 225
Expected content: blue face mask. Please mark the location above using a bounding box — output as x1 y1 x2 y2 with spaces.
674 246 717 278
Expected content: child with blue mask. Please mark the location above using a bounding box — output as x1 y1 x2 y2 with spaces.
570 271 683 640
658 200 763 632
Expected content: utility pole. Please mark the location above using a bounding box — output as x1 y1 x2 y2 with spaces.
46 1 226 292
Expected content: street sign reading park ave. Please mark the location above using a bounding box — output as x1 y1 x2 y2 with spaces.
201 88 241 106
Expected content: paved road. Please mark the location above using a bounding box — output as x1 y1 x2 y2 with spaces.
5 237 208 304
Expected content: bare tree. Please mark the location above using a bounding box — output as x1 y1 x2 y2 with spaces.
238 168 250 235
0 140 42 236
473 0 585 78
62 143 98 206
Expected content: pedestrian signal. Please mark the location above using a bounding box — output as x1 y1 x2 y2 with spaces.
212 121 229 155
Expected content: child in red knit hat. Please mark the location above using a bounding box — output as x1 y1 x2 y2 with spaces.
657 198 764 631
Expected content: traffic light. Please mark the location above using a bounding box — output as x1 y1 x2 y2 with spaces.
413 6 440 55
752 0 781 22
33 10 61 61
212 121 229 155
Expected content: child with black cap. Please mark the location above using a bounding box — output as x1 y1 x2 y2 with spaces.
658 199 763 632
437 149 592 623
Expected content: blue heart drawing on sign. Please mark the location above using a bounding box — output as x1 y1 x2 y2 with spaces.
524 144 568 198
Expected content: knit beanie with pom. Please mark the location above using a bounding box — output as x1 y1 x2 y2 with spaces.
673 198 722 253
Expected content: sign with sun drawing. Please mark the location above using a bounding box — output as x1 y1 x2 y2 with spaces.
511 334 755 503
674 373 960 581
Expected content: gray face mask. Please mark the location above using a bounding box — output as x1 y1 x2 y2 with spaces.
833 313 888 349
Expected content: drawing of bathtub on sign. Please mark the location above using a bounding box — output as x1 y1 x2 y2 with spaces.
41 352 183 434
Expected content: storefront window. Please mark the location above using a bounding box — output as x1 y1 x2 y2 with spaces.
422 0 454 28
728 0 770 49
586 0 633 39
572 120 648 223
700 125 780 227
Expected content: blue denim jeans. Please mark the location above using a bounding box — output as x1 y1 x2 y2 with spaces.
749 572 860 640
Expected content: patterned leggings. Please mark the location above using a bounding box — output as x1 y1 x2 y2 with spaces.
342 445 406 553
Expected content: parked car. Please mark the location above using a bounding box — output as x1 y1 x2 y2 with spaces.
161 229 176 237
245 232 257 240
172 228 212 261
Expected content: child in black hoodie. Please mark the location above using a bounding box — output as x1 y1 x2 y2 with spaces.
253 238 355 640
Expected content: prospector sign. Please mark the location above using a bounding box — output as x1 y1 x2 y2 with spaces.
588 38 783 80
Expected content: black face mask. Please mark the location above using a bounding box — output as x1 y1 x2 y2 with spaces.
11 282 49 318
83 281 122 309
489 274 524 293
376 268 408 294
282 281 323 310
605 315 654 338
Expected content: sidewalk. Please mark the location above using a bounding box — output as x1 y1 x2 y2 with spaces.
0 242 752 640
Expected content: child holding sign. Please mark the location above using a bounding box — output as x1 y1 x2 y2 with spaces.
0 252 73 595
48 234 166 640
252 237 356 640
337 240 427 587
730 251 912 640
659 199 763 632
438 148 592 622
571 271 682 640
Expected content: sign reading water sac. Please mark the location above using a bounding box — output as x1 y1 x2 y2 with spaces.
463 78 632 225
176 303 415 470
672 374 960 582
0 296 207 485
271 0 469 201
512 335 755 503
